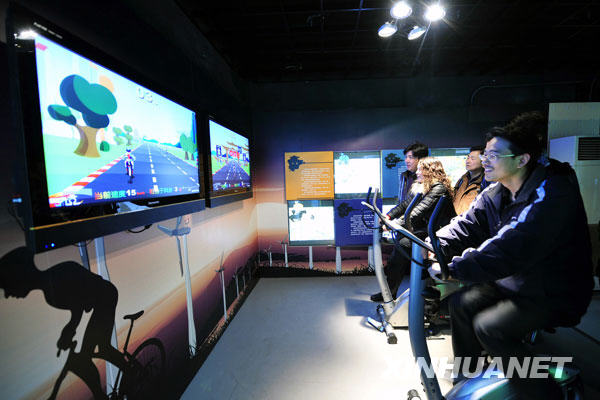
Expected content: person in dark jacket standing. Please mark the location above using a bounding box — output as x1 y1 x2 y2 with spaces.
371 157 455 301
453 145 484 215
397 142 429 205
429 112 594 397
371 141 429 301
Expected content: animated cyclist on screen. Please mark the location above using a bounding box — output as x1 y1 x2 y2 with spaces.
124 148 136 182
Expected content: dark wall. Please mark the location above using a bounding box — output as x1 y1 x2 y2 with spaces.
250 73 586 189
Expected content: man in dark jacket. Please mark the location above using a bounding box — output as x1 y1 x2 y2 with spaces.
430 112 593 397
396 142 429 205
453 145 484 215
371 141 429 302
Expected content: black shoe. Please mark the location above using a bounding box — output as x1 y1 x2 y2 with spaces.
370 292 384 302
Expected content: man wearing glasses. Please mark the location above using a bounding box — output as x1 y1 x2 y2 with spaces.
430 112 593 397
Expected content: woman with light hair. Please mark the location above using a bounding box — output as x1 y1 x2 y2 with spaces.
373 157 456 301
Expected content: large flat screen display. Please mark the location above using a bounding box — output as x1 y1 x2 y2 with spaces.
287 200 335 246
334 151 380 199
7 4 205 252
34 34 200 208
208 119 251 196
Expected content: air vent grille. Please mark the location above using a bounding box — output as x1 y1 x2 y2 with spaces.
578 137 600 160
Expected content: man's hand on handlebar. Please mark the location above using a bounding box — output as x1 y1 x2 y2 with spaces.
381 215 391 231
427 262 444 282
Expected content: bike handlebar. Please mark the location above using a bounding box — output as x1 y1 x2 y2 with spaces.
362 188 434 253
427 196 450 280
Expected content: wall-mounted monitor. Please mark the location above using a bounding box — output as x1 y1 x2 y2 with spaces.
7 4 205 252
205 118 252 205
287 200 335 246
333 151 380 199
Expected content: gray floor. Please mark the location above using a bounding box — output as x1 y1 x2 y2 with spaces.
182 276 600 400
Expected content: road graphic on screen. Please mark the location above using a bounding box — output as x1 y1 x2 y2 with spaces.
49 142 199 207
212 160 250 190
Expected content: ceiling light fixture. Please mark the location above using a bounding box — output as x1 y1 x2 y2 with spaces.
378 22 398 38
408 25 426 40
424 4 446 22
391 1 412 19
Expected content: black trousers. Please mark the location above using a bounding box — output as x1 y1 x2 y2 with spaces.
384 236 412 297
448 283 562 399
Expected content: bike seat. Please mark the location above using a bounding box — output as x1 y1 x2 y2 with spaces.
124 310 144 321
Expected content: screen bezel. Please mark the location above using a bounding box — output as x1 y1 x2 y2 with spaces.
7 3 206 252
204 115 253 206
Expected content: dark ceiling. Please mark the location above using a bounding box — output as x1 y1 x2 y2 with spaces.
176 0 600 82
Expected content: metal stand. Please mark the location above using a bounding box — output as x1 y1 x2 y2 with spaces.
77 242 90 271
157 216 197 356
335 246 342 274
367 245 374 270
92 237 119 394
216 267 227 322
308 246 314 269
282 241 288 268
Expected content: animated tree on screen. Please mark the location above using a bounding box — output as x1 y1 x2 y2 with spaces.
35 35 199 208
209 121 251 191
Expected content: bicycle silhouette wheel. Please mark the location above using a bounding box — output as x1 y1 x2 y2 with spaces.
121 338 166 400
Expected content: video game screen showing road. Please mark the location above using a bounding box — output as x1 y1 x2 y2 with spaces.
287 200 335 246
333 151 381 199
208 120 251 194
34 34 200 208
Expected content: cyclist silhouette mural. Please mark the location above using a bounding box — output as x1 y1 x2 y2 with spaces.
0 247 164 399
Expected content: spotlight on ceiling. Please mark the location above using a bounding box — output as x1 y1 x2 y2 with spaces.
378 22 398 38
424 4 446 22
17 29 38 40
391 1 412 19
408 25 426 40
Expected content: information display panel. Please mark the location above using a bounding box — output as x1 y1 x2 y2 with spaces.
334 198 383 246
285 152 334 200
287 200 335 246
333 151 380 199
430 148 470 186
380 149 406 199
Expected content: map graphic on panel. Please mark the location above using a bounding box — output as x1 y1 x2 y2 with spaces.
380 149 406 200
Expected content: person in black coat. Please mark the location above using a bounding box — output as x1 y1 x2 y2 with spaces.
370 157 456 301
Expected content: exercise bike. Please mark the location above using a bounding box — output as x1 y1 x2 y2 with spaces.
365 194 584 399
362 188 459 344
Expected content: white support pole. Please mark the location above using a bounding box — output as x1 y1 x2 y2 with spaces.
368 245 374 270
217 267 227 322
268 250 272 267
336 246 342 274
93 237 119 394
181 236 197 356
78 242 90 271
308 246 313 270
284 243 288 268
